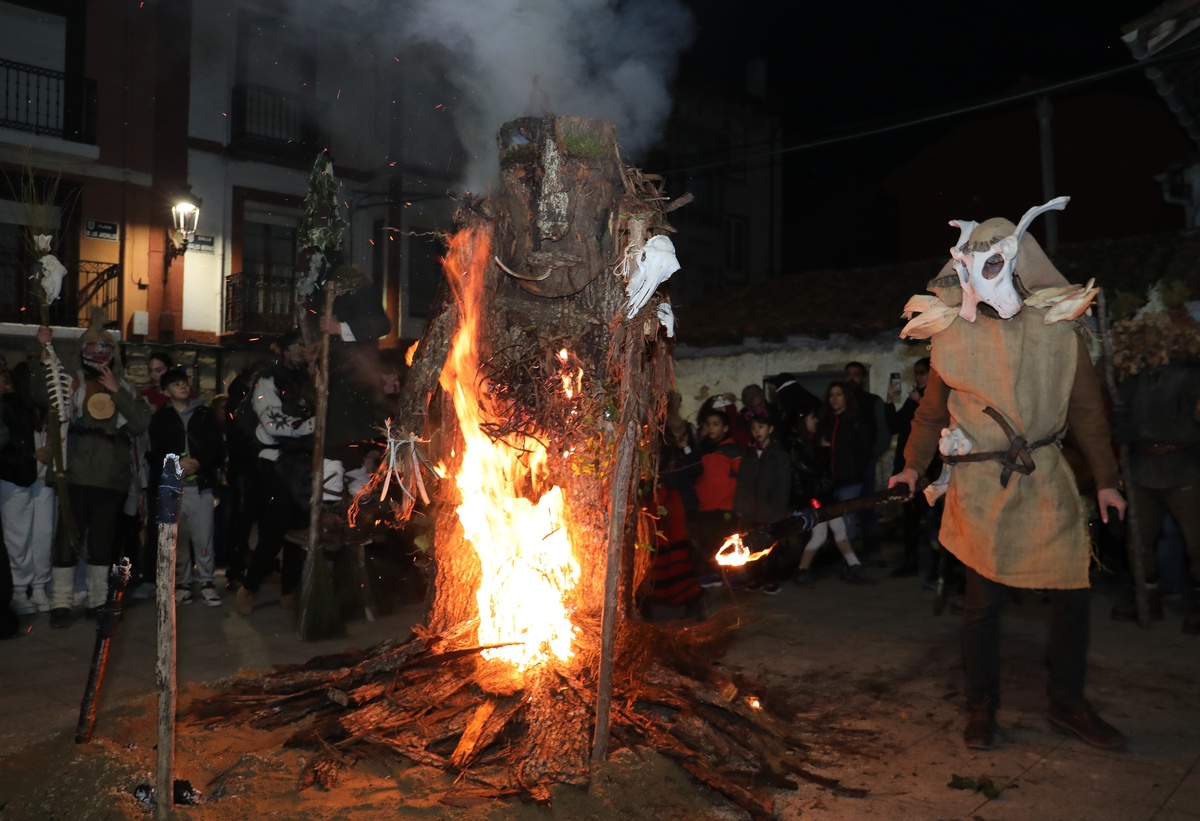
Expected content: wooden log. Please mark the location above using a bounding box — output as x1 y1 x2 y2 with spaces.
676 759 774 821
451 700 497 768
777 757 868 797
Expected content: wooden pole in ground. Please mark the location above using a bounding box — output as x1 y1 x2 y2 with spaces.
297 284 336 640
1097 291 1151 627
592 222 647 763
155 455 183 820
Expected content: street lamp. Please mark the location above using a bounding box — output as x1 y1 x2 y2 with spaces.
166 187 202 262
160 186 201 341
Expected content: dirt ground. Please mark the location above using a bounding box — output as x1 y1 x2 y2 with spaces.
0 674 850 821
4 569 1196 821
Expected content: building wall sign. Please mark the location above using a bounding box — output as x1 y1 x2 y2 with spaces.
84 219 119 242
190 234 215 253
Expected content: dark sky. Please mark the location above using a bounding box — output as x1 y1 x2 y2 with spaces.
670 0 1175 270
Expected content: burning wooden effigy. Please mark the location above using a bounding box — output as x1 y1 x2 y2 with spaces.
186 116 864 818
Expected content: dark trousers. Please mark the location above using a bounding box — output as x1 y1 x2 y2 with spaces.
961 566 1089 711
220 462 264 580
693 509 738 573
54 485 125 567
242 459 306 597
1131 483 1200 587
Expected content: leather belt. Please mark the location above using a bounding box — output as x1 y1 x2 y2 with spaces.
941 407 1063 488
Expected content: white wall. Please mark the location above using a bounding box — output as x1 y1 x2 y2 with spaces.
673 334 930 424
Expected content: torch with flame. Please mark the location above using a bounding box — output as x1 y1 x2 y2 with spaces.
715 486 910 569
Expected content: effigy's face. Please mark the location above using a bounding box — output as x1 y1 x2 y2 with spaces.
950 233 1022 321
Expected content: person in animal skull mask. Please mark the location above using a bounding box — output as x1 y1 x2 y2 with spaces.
34 314 151 628
889 197 1126 752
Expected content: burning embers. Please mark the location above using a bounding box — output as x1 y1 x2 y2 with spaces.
439 228 581 672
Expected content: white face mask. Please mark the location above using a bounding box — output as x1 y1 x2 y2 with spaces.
947 196 1069 322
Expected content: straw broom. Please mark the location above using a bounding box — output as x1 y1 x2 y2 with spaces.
296 283 342 640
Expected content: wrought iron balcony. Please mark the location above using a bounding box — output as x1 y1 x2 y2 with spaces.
0 58 96 143
231 83 329 165
224 270 297 335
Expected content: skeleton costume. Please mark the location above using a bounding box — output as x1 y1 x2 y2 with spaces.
33 319 151 622
897 199 1125 749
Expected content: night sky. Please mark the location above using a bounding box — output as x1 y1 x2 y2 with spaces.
667 0 1175 270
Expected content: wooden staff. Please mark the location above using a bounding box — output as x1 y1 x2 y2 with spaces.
1097 291 1151 627
154 455 183 820
297 284 337 640
74 558 131 743
592 221 648 763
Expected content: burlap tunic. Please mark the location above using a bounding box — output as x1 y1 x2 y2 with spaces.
905 308 1117 590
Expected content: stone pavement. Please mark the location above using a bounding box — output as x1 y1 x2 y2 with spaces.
0 559 1197 820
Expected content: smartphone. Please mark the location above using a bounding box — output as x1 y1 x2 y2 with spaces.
889 372 902 393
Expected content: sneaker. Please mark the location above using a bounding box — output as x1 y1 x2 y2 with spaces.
11 594 36 616
28 587 51 612
761 582 781 595
841 563 874 585
743 581 763 593
698 574 724 589
793 569 814 588
199 583 222 607
175 586 193 605
131 582 157 601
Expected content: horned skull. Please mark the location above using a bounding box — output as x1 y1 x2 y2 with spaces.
947 196 1069 321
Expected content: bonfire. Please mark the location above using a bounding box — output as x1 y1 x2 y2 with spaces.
187 117 862 819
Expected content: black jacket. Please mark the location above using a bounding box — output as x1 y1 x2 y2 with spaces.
147 399 225 492
0 394 36 487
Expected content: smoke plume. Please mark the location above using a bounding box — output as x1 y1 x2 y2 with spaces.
308 0 695 191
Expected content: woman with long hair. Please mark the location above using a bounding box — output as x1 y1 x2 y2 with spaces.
793 383 873 584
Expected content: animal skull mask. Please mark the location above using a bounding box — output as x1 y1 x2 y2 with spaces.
947 196 1069 321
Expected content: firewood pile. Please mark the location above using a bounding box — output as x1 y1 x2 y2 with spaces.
184 611 870 819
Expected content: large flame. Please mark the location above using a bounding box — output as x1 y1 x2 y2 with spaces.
439 228 580 672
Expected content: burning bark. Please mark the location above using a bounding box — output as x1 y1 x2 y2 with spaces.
187 116 868 817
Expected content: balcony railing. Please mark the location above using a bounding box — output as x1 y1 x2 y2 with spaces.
0 58 96 143
231 83 329 164
0 249 119 326
225 270 297 335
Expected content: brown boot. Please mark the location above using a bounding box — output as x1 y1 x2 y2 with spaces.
963 701 996 750
235 586 255 616
1110 588 1163 622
